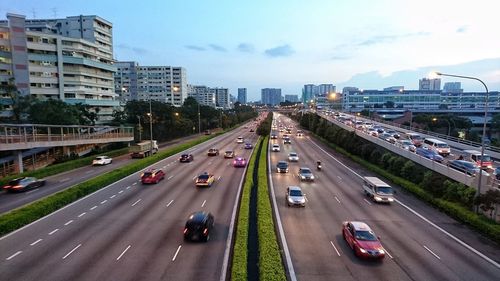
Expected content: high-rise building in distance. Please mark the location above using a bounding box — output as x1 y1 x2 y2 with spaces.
261 88 281 105
419 78 441 91
284 95 299 102
443 82 463 93
237 88 247 104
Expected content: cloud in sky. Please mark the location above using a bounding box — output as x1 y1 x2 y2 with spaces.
331 55 350 61
357 32 430 47
208 44 227 52
115 43 148 55
264 44 294 57
185 45 206 51
237 43 255 53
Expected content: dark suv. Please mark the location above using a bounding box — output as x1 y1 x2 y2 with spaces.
276 161 289 173
183 211 214 242
179 154 194 162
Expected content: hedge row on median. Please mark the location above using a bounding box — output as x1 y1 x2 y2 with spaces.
0 136 212 236
257 136 286 280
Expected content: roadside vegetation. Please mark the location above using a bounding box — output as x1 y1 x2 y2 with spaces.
294 112 500 244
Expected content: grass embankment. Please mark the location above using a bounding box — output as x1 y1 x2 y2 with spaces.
231 136 286 281
316 134 500 244
0 136 211 237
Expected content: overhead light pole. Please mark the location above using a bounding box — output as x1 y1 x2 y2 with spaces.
147 96 153 157
433 71 489 213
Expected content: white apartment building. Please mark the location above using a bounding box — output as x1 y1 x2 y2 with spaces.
188 85 216 107
114 63 187 106
0 13 118 123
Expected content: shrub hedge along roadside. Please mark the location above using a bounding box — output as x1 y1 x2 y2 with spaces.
294 112 500 244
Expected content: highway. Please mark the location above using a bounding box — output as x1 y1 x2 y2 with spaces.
0 125 258 281
0 134 203 214
270 114 500 281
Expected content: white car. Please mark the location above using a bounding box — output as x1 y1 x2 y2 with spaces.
288 152 299 162
237 137 244 143
272 144 281 152
92 156 112 166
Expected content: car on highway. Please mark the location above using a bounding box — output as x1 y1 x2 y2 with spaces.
405 132 423 147
298 167 315 181
367 128 379 137
378 133 396 144
296 130 303 137
195 172 215 187
416 146 444 162
494 167 500 180
141 169 165 184
2 177 46 192
233 157 247 167
224 150 235 158
183 211 214 242
397 139 416 152
236 137 244 143
244 143 253 149
288 152 299 162
342 221 385 259
249 128 255 132
207 148 219 156
92 155 112 166
447 160 482 176
283 137 292 144
271 134 278 139
272 144 281 152
276 161 289 173
179 153 194 162
286 186 305 207
385 130 400 139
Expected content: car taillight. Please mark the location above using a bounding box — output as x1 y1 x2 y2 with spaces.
233 161 236 165
203 228 208 236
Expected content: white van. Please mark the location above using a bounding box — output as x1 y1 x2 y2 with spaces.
423 138 450 156
362 177 394 203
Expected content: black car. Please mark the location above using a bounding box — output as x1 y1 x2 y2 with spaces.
2 177 46 192
207 148 219 156
183 211 214 242
179 154 194 162
276 161 289 173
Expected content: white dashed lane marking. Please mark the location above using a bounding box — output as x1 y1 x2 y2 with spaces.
48 229 59 235
30 239 42 246
166 200 174 207
62 244 81 259
6 251 22 260
132 199 141 207
172 245 182 261
116 245 131 261
64 220 74 226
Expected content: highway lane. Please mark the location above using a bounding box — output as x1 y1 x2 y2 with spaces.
0 133 209 214
270 114 500 281
0 125 259 281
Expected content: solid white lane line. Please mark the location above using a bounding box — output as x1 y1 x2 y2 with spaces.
384 248 394 259
78 212 86 218
168 176 174 180
6 251 22 260
30 239 43 246
166 200 174 207
110 195 116 199
116 245 131 261
126 186 131 189
395 199 500 269
330 241 341 256
90 206 98 211
423 245 441 260
48 229 59 235
64 220 74 226
59 178 70 183
334 196 341 203
363 199 372 205
118 190 124 194
62 244 81 259
101 200 107 204
201 200 206 207
172 245 182 261
131 199 141 207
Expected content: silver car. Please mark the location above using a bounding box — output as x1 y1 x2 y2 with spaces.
397 139 416 152
286 186 305 207
298 167 315 181
288 152 299 162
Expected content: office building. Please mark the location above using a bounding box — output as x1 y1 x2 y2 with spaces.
443 82 463 93
261 88 281 106
187 85 216 107
383 86 404 91
0 13 118 122
284 95 299 102
419 78 441 91
302 84 336 103
114 62 187 106
237 88 247 104
214 87 230 109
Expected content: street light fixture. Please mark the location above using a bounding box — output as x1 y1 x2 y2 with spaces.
433 71 489 213
147 98 153 158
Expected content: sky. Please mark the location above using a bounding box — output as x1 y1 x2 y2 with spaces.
2 0 500 101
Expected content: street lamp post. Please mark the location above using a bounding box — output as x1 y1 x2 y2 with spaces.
198 103 201 134
434 72 489 213
148 97 153 157
137 115 142 141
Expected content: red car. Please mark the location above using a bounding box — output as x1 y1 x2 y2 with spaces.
233 157 247 167
342 221 385 259
141 169 165 184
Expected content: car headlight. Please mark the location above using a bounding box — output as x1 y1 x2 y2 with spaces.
378 249 385 254
301 176 306 179
310 175 315 179
487 165 493 168
358 247 367 253
288 197 294 203
374 196 382 201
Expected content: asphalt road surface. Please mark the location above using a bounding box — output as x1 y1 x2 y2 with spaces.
0 125 259 281
270 114 500 281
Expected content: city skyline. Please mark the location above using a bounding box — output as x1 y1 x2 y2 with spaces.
3 0 499 101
